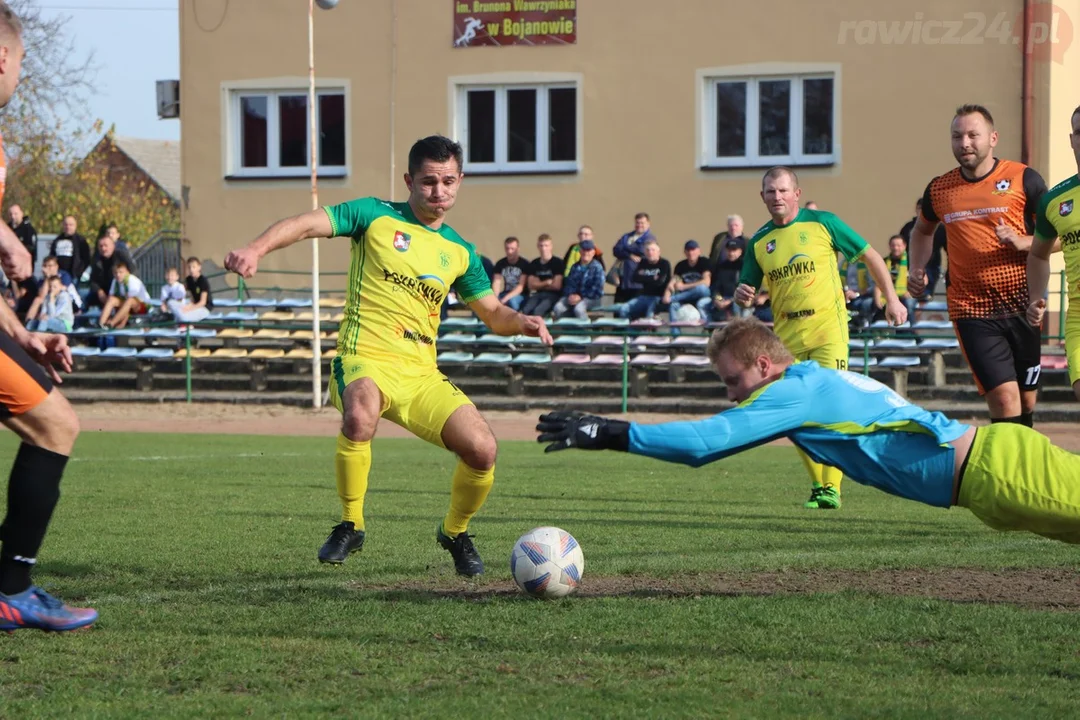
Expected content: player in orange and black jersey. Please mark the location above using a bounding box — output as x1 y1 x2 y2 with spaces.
908 104 1049 428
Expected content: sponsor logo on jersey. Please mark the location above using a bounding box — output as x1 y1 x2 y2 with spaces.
382 269 446 309
393 231 411 252
1061 229 1080 247
401 328 434 345
766 254 818 288
1060 199 1074 217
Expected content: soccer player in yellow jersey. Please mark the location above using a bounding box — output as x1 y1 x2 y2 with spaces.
735 166 908 510
224 136 553 576
1027 104 1080 402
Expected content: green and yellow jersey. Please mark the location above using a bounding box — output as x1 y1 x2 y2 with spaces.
740 209 869 354
323 197 492 370
1034 174 1080 304
884 252 909 296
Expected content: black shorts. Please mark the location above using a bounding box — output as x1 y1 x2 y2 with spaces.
0 331 53 419
954 316 1042 395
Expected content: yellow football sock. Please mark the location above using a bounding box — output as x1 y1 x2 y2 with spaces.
822 464 843 492
335 433 371 530
442 460 495 537
798 448 824 487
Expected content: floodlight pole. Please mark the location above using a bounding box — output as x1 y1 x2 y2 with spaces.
308 0 322 408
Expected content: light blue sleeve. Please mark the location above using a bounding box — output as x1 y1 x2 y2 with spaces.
626 377 811 467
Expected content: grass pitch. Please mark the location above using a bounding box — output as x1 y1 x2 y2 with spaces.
1 431 1078 718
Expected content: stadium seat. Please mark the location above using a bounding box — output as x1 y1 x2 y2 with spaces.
632 335 671 347
218 328 254 338
870 320 911 331
224 311 259 321
290 330 316 340
243 298 277 308
441 317 482 331
879 356 921 368
1042 355 1069 370
278 297 314 308
211 348 248 358
440 333 476 344
71 346 101 357
631 353 670 366
669 320 706 329
919 300 949 312
284 348 313 359
510 334 544 345
849 356 879 368
629 318 664 328
552 353 591 364
101 347 139 358
919 338 959 349
553 335 592 347
319 297 347 308
477 333 513 345
214 298 243 307
591 317 630 328
670 355 711 366
248 348 286 359
323 347 338 359
875 338 918 349
145 328 182 338
68 327 97 336
109 328 144 337
253 328 291 339
473 352 514 363
590 354 625 365
552 317 591 327
849 337 874 349
259 311 296 322
206 312 226 320
136 347 175 359
670 336 708 347
590 335 627 347
513 353 551 364
292 311 314 321
174 347 211 358
437 351 474 363
330 312 345 323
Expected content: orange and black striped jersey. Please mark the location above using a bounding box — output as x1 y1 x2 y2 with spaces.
920 158 1047 319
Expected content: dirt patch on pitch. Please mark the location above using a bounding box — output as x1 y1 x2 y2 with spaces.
354 567 1080 611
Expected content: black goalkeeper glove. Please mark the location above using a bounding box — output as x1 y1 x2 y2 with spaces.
535 410 631 454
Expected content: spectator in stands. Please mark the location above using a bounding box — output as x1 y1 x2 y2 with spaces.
708 237 749 321
552 240 605 319
491 236 529 311
898 198 948 299
168 257 213 323
753 288 773 322
709 214 746 267
26 275 73 333
563 225 605 275
99 260 150 329
87 230 136 309
49 216 90 290
160 266 185 306
664 240 712 324
24 255 81 323
612 212 656 303
7 205 37 266
614 239 671 320
521 234 564 317
843 257 877 331
874 235 918 323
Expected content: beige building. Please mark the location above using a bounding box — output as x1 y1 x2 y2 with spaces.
179 0 1079 312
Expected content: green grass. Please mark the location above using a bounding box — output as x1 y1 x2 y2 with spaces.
0 432 1078 718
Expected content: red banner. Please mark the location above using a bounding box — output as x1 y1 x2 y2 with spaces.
453 0 577 47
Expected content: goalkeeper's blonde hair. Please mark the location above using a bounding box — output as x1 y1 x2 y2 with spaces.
706 317 794 367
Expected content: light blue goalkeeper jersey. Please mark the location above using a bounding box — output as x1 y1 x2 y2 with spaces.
627 362 971 508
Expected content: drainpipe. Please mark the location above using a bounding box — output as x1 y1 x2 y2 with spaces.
1022 0 1034 165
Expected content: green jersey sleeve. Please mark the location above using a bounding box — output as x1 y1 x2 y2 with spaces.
1034 192 1058 241
819 211 869 262
739 239 764 289
322 197 380 239
453 244 493 303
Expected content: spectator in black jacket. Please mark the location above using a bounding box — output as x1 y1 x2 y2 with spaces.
87 230 135 309
50 215 91 287
8 205 37 265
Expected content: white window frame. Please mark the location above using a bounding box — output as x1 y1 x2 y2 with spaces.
697 63 841 169
449 72 583 175
221 78 350 179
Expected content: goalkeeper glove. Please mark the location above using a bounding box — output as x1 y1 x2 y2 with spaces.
535 410 630 454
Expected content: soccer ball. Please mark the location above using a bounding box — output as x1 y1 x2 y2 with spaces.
510 527 584 599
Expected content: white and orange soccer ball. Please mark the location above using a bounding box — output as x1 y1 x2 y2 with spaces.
510 527 585 599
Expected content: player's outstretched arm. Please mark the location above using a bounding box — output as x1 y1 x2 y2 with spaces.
224 209 333 279
470 293 554 345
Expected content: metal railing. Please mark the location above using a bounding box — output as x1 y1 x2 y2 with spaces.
131 229 182 299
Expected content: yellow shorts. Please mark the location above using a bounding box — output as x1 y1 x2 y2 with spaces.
327 355 473 448
957 423 1080 544
794 342 850 371
1066 309 1080 387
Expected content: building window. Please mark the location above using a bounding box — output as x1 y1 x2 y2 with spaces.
704 74 836 168
457 83 578 174
229 89 347 178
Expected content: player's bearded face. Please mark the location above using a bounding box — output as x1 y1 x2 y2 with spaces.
951 115 995 171
407 159 462 219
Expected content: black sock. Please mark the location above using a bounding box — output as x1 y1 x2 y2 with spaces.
0 443 67 596
1020 412 1034 428
991 415 1023 425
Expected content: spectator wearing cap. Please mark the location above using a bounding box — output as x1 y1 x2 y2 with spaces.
563 225 605 276
663 239 712 325
707 237 751 321
552 239 605 320
614 238 671 320
709 214 746 267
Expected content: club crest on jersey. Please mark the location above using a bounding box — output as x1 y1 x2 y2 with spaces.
766 240 776 254
993 179 1012 195
798 232 809 245
439 251 451 269
1061 200 1074 217
393 231 411 252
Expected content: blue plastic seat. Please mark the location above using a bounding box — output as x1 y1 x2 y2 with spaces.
71 346 101 357
243 298 277 307
513 352 551 364
214 298 243 307
875 338 918 349
137 347 176 358
437 351 474 363
472 352 514 363
101 347 138 358
224 311 259 321
278 297 314 308
919 338 959 350
879 355 921 368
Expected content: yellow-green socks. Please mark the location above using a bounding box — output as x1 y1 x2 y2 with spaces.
335 433 371 530
442 460 495 536
798 448 843 491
